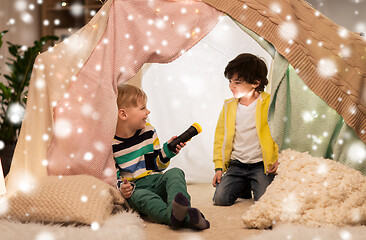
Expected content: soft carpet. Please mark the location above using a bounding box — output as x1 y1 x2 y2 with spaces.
2 183 366 240
144 183 366 240
0 212 145 240
144 183 260 240
245 224 366 240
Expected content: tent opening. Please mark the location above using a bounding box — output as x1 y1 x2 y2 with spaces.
141 16 273 183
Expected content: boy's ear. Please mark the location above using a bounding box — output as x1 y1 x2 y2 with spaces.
118 108 127 120
253 80 260 88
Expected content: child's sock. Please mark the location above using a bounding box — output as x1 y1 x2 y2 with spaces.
187 207 210 230
170 192 189 228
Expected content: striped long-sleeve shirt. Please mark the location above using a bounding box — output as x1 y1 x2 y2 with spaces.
113 123 176 182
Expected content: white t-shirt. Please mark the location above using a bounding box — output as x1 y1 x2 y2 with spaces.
230 98 263 164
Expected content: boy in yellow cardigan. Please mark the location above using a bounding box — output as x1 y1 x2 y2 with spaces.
212 53 279 205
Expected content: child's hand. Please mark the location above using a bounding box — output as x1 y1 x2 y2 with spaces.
168 136 186 154
267 160 279 174
120 177 133 199
212 170 222 187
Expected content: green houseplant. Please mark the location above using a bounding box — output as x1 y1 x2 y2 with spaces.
0 30 58 175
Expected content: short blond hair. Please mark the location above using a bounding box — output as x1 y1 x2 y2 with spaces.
117 84 147 109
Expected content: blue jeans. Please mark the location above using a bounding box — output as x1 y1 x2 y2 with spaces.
213 160 274 205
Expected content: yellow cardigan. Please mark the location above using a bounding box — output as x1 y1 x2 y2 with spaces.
213 92 278 173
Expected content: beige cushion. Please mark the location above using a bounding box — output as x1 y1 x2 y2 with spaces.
1 175 127 225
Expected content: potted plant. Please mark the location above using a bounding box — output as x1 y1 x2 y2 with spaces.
0 30 58 176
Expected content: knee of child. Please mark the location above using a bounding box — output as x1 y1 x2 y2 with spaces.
131 189 150 200
166 167 185 177
213 195 232 206
213 189 233 206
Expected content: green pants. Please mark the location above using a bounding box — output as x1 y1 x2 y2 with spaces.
127 168 191 225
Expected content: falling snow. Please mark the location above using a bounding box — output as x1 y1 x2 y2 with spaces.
81 104 93 117
54 118 72 138
317 58 337 78
338 27 349 39
279 22 298 41
301 111 315 123
0 2 365 237
70 3 83 18
347 142 366 163
340 45 352 58
317 163 329 174
80 195 88 202
35 231 55 240
7 103 25 124
83 152 93 161
103 167 114 177
270 3 282 14
91 221 100 231
339 230 352 240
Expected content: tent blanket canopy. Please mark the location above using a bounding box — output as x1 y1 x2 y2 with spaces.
5 0 366 193
5 0 221 192
203 0 366 143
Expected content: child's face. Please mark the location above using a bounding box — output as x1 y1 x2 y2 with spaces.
124 99 150 131
228 73 258 98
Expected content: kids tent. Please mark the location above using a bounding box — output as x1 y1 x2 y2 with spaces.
5 0 366 192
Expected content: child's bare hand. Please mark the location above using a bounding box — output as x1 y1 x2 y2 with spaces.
267 160 279 174
168 136 186 154
120 177 133 199
212 170 222 187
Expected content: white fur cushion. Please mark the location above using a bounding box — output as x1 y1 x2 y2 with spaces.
242 149 366 228
0 175 127 225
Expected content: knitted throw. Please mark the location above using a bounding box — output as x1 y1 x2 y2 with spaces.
202 0 366 144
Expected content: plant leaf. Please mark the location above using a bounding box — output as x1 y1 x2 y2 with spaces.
0 30 8 49
0 82 11 100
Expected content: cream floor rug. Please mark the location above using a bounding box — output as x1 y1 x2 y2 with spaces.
1 184 366 240
246 224 366 240
145 184 366 240
0 212 145 240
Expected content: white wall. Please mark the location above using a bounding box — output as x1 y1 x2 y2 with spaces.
306 0 366 35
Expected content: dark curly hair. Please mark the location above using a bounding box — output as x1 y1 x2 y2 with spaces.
224 53 268 92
